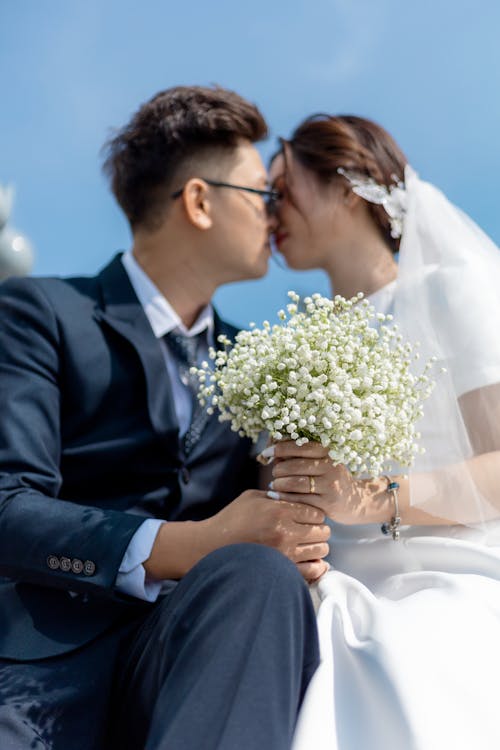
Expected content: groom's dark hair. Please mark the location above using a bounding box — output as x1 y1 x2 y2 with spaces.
102 85 268 230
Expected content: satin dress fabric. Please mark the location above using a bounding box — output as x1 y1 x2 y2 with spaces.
293 521 500 750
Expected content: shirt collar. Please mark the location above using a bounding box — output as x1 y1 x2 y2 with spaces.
121 250 214 339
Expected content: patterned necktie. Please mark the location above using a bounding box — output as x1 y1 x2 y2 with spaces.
165 330 210 455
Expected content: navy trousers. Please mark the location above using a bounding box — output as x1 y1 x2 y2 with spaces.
0 544 320 749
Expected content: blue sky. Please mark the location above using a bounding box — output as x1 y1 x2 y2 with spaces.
1 0 499 327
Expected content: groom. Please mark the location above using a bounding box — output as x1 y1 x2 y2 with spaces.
0 86 327 749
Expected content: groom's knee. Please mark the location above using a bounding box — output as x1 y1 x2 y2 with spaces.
147 543 313 644
196 542 306 596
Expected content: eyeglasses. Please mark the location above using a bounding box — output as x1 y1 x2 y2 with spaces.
171 179 282 215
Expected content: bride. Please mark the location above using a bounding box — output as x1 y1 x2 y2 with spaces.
265 114 500 749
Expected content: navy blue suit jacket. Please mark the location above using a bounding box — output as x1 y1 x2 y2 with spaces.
0 255 257 660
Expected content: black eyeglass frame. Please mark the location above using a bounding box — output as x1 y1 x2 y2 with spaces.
171 179 281 213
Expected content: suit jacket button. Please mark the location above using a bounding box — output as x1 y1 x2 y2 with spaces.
83 560 96 576
47 555 60 570
71 558 84 574
60 556 72 572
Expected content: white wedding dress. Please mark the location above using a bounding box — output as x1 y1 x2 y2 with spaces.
294 523 500 750
293 281 500 750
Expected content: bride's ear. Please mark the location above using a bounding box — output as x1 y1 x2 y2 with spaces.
342 186 361 210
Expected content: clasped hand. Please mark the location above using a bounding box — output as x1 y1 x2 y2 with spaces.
267 440 365 525
207 490 331 583
147 442 370 585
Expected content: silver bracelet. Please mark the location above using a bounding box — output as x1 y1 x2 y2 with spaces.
381 476 401 541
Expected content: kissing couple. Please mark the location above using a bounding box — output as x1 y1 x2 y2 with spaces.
1 84 500 750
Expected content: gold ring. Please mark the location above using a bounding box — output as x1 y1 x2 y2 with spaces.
309 476 316 494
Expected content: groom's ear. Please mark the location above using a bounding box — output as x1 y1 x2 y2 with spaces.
181 178 213 230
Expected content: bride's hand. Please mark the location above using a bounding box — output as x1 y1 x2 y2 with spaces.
263 441 387 525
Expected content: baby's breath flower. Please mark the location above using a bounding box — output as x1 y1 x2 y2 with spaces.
192 291 437 476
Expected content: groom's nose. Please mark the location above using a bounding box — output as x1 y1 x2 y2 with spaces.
266 209 279 235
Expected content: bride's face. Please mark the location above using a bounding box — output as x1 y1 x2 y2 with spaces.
269 148 350 270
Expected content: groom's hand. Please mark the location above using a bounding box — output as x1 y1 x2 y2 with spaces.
144 489 330 583
205 490 331 583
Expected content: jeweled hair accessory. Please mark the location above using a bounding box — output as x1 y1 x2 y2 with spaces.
337 167 407 239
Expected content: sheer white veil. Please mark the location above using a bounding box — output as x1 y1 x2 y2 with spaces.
340 164 500 541
392 167 500 540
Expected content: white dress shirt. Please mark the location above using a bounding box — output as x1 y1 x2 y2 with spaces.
115 251 214 601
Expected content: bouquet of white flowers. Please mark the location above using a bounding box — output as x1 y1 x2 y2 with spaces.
192 292 437 477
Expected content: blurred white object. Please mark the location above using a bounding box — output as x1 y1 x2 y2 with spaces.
0 226 34 280
0 184 14 230
0 183 34 280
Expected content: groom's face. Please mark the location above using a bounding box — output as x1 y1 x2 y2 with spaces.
205 141 277 283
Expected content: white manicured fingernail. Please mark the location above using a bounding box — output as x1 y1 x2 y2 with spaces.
261 445 275 458
268 480 274 490
267 490 281 500
260 445 275 459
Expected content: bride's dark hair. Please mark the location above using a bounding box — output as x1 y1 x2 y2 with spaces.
285 115 407 253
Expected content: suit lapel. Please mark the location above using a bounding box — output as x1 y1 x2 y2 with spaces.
94 255 178 438
186 310 241 460
93 255 244 458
